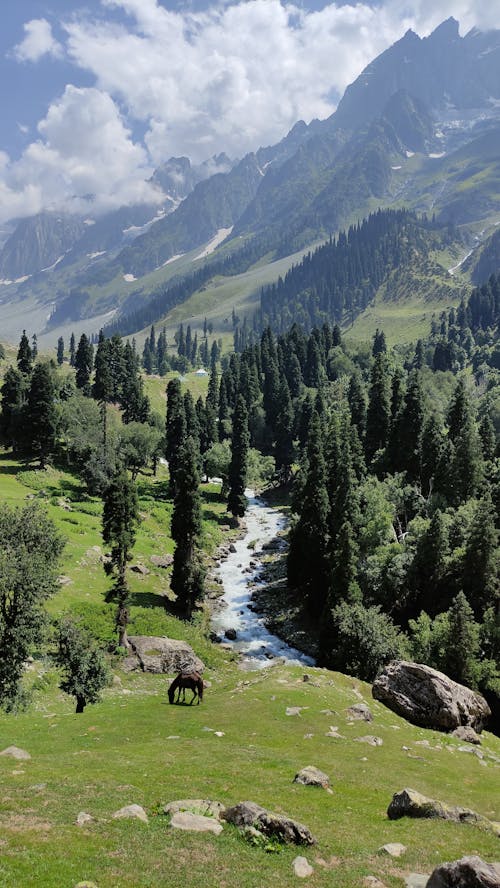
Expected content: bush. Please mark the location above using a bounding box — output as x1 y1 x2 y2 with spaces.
327 601 409 681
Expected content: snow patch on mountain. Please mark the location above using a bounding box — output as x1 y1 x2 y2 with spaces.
194 227 233 260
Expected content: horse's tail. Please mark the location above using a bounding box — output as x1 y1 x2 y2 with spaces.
198 679 204 702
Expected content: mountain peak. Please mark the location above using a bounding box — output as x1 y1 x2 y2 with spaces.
427 17 460 42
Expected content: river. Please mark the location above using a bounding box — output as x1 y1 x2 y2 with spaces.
211 490 315 670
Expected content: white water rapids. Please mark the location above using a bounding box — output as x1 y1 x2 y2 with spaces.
211 490 315 670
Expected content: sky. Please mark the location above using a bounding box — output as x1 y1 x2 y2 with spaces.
0 0 497 225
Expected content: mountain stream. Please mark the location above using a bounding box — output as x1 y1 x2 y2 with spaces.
211 490 315 670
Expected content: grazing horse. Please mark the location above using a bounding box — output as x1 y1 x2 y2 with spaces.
168 671 204 705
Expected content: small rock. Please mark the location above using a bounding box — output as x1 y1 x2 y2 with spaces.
74 882 99 888
131 564 150 575
294 766 330 789
0 746 31 761
388 788 499 835
112 804 148 823
225 628 237 640
293 856 314 878
170 812 223 835
303 674 311 682
364 878 389 888
347 703 373 722
58 575 74 585
214 731 225 737
150 554 173 568
76 812 94 826
286 707 305 717
326 726 345 739
164 799 225 820
354 735 383 747
405 877 430 888
223 801 315 845
378 843 406 857
229 543 237 553
452 725 482 745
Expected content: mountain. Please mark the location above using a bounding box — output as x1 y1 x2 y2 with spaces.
2 17 500 345
0 213 86 281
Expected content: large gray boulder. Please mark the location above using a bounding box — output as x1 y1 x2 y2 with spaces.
387 789 500 837
372 661 490 733
127 636 204 674
223 801 316 845
426 856 500 887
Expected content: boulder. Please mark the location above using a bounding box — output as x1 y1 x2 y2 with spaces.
223 801 316 845
372 661 490 733
293 766 330 789
0 746 31 761
224 628 237 641
112 804 148 823
163 799 226 820
378 843 407 857
150 554 173 568
387 789 499 836
131 564 150 575
170 812 223 835
293 856 314 878
426 856 500 887
127 636 204 674
347 703 373 722
452 726 482 745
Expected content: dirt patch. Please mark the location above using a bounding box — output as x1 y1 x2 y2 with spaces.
1 813 53 833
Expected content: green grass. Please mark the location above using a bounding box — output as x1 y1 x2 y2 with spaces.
0 665 498 888
0 452 499 886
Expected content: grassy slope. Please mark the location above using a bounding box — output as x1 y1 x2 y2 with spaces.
0 452 499 887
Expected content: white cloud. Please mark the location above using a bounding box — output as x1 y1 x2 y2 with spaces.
3 0 500 223
13 18 63 63
0 86 161 225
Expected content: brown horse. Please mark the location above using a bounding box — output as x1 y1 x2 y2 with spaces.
168 671 204 705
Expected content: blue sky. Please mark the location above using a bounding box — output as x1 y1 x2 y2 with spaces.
0 0 496 224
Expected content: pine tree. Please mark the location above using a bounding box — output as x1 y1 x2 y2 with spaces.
102 471 139 647
31 334 38 362
450 414 483 503
398 371 425 482
479 409 496 463
69 332 76 367
74 334 93 394
420 415 445 497
0 366 26 449
274 379 295 482
56 337 65 366
171 438 204 619
347 371 367 438
287 411 330 618
365 352 391 465
17 330 32 375
25 363 57 467
442 592 481 687
447 377 469 443
227 395 250 519
462 494 499 617
165 378 186 493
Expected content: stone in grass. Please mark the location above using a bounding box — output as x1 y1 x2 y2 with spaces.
223 801 316 845
0 746 31 761
164 799 226 820
364 878 389 888
452 726 482 745
112 804 148 823
76 812 94 826
387 789 500 836
347 703 373 722
405 877 429 888
354 736 383 747
75 882 99 888
426 856 500 887
378 843 406 857
170 811 223 835
293 766 330 789
293 856 314 878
